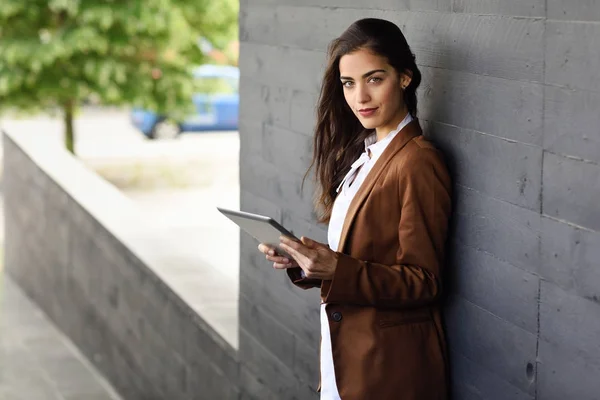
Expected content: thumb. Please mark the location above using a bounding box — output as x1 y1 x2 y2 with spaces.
301 236 320 248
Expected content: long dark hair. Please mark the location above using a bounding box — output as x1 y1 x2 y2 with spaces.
305 18 422 223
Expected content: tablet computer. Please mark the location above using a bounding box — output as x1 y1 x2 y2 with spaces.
217 207 300 254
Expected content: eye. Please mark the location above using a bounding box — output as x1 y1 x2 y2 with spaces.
342 81 354 88
368 76 382 83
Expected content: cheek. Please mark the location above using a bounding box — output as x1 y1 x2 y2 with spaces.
343 91 354 109
379 85 401 110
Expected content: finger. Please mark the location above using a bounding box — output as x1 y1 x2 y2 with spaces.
279 242 306 263
280 236 304 251
258 244 279 256
300 236 317 248
273 261 295 269
279 234 299 243
266 254 290 264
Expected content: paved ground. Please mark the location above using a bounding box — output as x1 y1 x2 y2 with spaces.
0 277 122 400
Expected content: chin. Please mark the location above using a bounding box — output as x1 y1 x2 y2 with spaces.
357 119 379 130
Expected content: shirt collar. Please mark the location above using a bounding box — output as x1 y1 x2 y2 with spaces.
364 113 413 159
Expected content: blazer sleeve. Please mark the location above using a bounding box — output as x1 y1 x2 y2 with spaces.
321 147 452 308
287 267 322 289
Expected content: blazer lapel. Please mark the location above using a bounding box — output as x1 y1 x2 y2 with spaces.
336 120 422 253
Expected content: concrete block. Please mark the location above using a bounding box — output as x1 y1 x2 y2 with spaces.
3 133 241 399
293 337 320 390
537 340 600 400
69 206 240 389
453 0 545 17
239 270 320 349
262 124 313 176
450 351 534 400
239 128 263 169
60 274 164 399
244 0 450 11
161 294 240 382
289 90 318 135
41 179 71 269
546 21 600 92
6 240 65 333
540 281 600 361
242 7 543 82
240 42 325 93
548 0 600 21
407 13 544 82
544 85 600 163
419 67 544 145
239 294 296 368
240 235 321 345
239 79 269 133
114 272 229 390
240 78 292 129
296 384 320 400
238 364 279 400
281 210 328 245
543 151 600 230
68 214 130 322
424 120 543 210
250 6 398 52
449 241 539 334
540 216 600 300
240 79 292 127
7 174 47 241
412 0 453 11
184 362 240 400
445 296 537 394
240 154 316 219
239 6 278 45
68 245 195 399
240 189 284 222
238 328 299 398
448 185 541 274
3 176 43 286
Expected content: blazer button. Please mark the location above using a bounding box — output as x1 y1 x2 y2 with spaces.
331 311 342 322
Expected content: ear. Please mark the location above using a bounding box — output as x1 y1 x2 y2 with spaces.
399 69 413 90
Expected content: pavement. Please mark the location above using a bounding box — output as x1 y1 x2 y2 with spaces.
0 276 122 400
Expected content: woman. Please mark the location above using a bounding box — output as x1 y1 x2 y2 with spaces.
258 18 452 400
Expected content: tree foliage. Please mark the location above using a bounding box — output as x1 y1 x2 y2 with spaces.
0 0 238 152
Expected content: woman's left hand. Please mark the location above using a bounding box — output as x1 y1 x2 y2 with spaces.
278 236 339 280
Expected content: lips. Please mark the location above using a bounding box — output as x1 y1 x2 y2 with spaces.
358 107 378 117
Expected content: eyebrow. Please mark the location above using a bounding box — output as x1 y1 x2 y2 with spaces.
340 69 387 80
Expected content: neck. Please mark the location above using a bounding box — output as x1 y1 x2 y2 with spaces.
375 108 409 142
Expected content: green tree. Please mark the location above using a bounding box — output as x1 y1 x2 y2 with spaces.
0 0 238 154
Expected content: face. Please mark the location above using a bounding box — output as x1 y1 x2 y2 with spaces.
339 48 411 138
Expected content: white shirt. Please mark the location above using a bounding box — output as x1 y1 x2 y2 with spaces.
320 113 413 399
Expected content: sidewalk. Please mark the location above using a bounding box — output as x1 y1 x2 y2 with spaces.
0 276 122 400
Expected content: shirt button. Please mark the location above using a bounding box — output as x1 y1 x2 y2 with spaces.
331 311 342 322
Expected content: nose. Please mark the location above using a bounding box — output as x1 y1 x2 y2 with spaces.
356 83 370 105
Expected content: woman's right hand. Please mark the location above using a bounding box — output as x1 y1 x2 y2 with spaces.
258 243 298 269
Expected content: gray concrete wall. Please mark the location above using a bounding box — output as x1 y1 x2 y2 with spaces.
2 131 240 400
238 1 600 399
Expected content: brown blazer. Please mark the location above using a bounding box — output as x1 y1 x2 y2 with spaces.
287 120 452 400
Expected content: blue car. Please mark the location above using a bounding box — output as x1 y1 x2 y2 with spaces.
131 64 239 139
